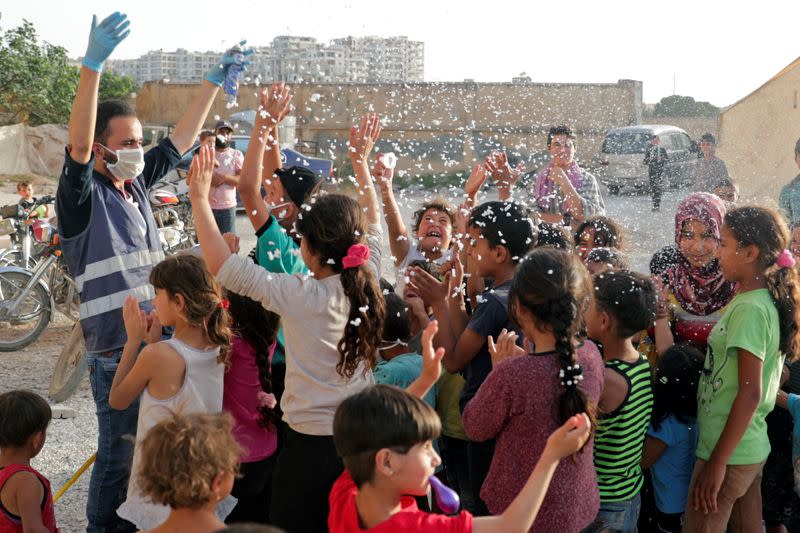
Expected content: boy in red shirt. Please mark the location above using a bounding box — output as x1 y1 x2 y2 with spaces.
0 390 58 532
329 321 591 532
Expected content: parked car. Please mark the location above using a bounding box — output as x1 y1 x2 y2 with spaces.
228 136 334 177
592 125 697 195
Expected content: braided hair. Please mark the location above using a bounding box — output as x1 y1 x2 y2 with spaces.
509 248 597 430
226 291 281 428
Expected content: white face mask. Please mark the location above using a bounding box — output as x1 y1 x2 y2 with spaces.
102 146 145 181
269 201 293 221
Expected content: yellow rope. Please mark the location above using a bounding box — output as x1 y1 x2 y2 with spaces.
53 453 96 503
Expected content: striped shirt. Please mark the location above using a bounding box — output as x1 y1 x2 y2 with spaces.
595 357 654 502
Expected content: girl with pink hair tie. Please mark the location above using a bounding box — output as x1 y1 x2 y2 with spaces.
187 114 388 532
684 206 800 531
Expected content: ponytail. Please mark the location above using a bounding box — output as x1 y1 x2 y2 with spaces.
725 207 800 362
296 193 387 379
206 305 232 366
765 266 800 361
226 291 281 428
149 254 232 366
338 265 385 378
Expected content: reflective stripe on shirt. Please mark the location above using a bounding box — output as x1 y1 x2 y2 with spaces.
79 284 155 319
75 250 165 292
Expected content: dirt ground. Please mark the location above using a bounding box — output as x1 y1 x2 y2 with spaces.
0 316 96 532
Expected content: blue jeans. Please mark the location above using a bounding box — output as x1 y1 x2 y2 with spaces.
86 349 139 533
584 493 642 533
212 207 237 235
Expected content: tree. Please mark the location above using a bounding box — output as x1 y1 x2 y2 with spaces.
652 95 719 118
0 19 78 125
99 70 138 101
0 18 138 125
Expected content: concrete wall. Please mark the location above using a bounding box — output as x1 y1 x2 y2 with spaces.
646 116 718 141
136 79 643 176
717 60 800 205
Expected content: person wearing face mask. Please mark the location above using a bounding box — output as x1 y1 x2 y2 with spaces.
55 12 245 532
209 120 243 234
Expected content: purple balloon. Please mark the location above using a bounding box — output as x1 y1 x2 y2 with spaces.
429 475 460 514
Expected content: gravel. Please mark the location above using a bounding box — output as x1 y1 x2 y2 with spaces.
0 185 684 531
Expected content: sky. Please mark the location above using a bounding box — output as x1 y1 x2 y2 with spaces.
3 0 799 108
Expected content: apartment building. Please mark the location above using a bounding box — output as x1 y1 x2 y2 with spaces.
105 36 423 85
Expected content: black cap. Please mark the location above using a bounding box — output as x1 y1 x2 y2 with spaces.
214 120 233 132
275 166 323 208
700 133 716 144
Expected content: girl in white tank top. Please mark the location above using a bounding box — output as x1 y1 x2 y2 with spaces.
107 255 233 530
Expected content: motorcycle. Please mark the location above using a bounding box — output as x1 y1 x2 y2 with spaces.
0 197 79 351
0 196 56 269
0 195 86 401
149 187 196 253
0 190 197 402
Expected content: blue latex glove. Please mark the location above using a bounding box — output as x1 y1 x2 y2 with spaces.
82 12 130 72
205 39 254 87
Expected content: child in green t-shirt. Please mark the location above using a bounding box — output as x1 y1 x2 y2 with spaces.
17 181 48 219
685 206 800 532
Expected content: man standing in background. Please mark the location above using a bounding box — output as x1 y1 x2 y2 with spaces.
210 119 243 234
692 133 729 193
644 134 668 211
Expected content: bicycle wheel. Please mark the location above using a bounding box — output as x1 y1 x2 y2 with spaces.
49 322 87 402
0 270 51 351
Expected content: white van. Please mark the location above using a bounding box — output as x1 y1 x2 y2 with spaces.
593 125 698 195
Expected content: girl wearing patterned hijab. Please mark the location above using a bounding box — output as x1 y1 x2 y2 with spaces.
639 193 737 362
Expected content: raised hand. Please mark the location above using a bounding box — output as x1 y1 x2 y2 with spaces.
464 164 488 199
122 295 148 346
544 413 592 459
144 310 162 345
488 328 526 366
484 150 523 190
261 82 293 126
408 265 448 306
454 202 471 242
222 232 240 254
420 320 445 385
187 144 216 201
443 255 464 299
651 275 670 318
372 152 394 185
83 12 131 72
206 40 254 87
348 114 382 164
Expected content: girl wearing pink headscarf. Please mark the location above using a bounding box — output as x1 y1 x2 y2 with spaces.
639 193 738 363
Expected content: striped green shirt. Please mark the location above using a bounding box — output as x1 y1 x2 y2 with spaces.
594 357 654 502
